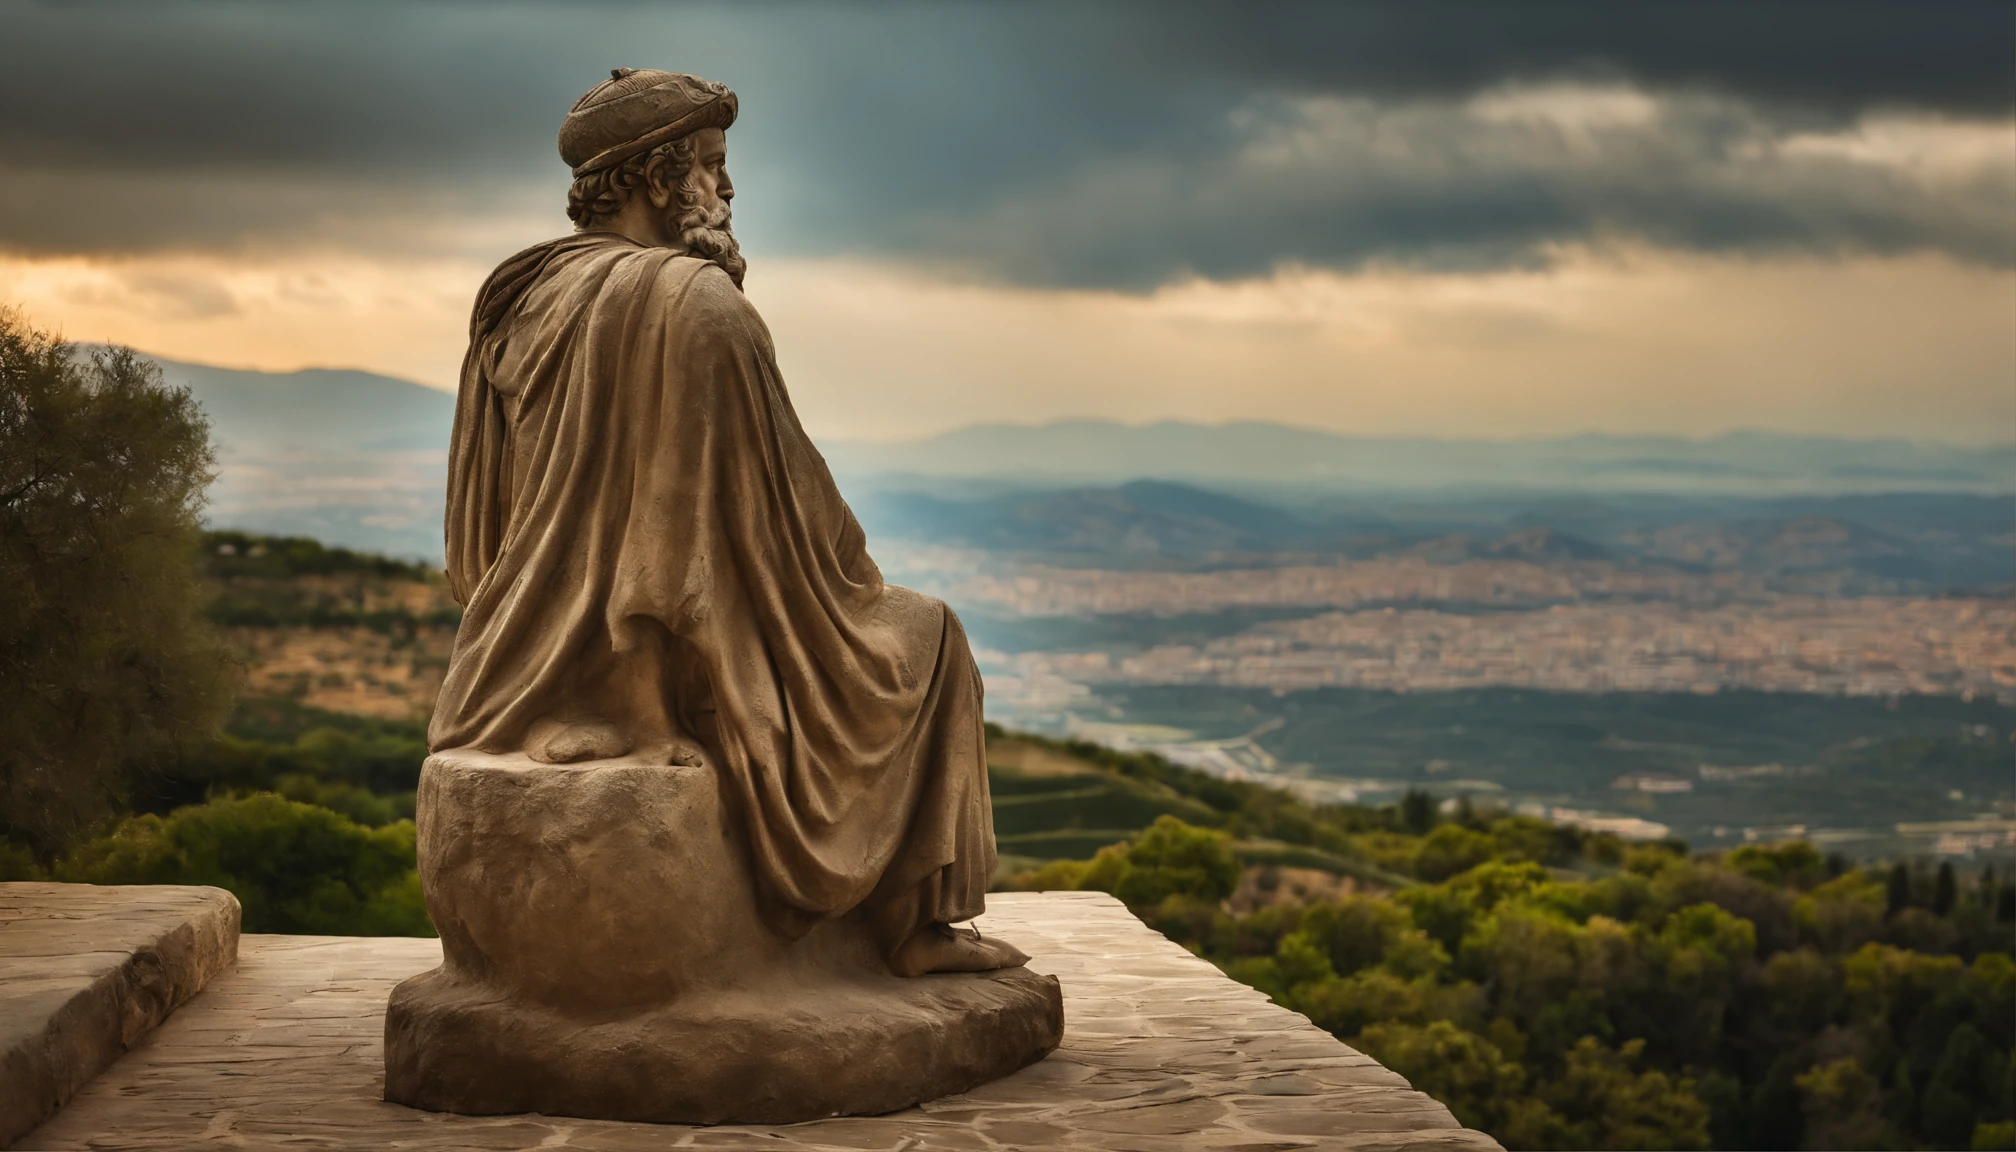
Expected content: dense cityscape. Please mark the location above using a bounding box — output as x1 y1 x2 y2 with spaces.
981 594 2014 703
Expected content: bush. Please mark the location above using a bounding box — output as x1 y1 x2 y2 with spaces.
1110 816 1243 907
58 792 432 936
1355 1020 1535 1136
1417 824 1496 881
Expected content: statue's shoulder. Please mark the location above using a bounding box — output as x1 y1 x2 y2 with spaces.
658 259 763 335
473 234 639 335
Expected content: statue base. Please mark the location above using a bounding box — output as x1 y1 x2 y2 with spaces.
382 751 1063 1124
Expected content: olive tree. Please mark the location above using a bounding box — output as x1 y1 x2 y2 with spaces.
0 309 231 858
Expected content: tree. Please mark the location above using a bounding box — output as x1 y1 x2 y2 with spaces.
0 313 230 856
1416 823 1495 882
1920 1023 2014 1150
1538 1037 1713 1150
1887 862 1912 918
1301 894 1447 978
1110 815 1243 907
1934 861 1958 917
1354 1020 1542 1138
1400 788 1438 835
1795 1058 1890 1151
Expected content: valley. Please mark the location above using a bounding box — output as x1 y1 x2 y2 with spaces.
162 376 2014 871
196 526 2016 867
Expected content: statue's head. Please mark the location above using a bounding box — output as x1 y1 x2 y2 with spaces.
560 69 745 288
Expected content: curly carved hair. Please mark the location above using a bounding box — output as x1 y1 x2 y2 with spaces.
565 134 704 227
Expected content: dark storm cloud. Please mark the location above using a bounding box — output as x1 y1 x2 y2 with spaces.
1 1 2010 283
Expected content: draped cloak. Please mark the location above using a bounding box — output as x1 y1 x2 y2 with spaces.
431 232 994 954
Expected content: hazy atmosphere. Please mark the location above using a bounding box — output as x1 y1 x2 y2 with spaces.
6 5 2016 1151
3 0 2012 442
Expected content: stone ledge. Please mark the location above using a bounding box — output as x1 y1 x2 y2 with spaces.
20 890 1502 1151
1 882 241 1149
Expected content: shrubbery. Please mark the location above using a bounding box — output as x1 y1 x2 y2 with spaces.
1015 818 2016 1151
56 792 430 936
131 697 427 816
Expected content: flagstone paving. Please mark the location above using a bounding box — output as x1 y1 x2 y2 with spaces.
17 889 1500 1151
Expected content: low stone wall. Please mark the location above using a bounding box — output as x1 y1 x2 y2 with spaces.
13 887 1500 1150
0 883 240 1148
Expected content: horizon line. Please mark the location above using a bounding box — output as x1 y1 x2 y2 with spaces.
133 346 2016 453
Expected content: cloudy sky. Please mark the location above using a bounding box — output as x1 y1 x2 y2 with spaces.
2 1 2011 443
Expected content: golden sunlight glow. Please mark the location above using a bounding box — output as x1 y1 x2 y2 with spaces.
3 246 2010 445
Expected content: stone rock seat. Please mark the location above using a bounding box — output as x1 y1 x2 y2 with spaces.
382 750 1063 1125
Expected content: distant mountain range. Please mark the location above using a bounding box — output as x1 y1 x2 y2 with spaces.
853 479 2013 590
825 420 2016 495
136 354 2013 568
146 356 456 559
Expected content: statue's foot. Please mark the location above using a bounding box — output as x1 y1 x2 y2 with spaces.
889 922 1031 978
526 716 630 764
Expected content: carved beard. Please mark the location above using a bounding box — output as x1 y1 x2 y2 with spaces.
674 200 746 290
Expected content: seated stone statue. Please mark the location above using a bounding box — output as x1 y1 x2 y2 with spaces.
383 68 1062 1125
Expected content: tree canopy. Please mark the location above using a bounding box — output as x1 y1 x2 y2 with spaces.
0 311 230 858
1015 817 2016 1150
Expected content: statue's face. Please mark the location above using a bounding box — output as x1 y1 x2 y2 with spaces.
643 127 730 219
625 125 744 285
686 128 733 214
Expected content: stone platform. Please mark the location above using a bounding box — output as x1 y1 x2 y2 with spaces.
1 883 240 1148
16 890 1501 1151
389 753 1062 1123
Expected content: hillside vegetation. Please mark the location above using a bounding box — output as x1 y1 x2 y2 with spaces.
7 527 2009 1151
16 700 2014 1150
995 733 2015 1151
201 530 458 719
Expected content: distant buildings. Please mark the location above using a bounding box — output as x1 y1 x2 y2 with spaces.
1514 802 1671 842
975 585 2013 705
1613 774 1694 794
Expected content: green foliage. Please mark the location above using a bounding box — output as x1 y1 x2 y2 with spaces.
1012 815 1243 909
131 697 428 815
1400 787 1438 835
986 729 1628 894
202 530 436 582
5 507 445 937
1977 1120 2016 1151
0 315 231 856
1302 894 1449 978
77 697 432 934
58 792 431 936
1417 823 1496 881
1021 810 2016 1150
200 529 459 634
1537 1037 1712 1151
1111 815 1243 906
1796 1058 1891 1151
0 839 41 880
1357 1020 1532 1133
987 763 1217 840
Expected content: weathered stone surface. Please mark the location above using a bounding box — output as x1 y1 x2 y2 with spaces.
25 892 1501 1150
404 68 1059 1125
0 882 239 1148
385 753 1062 1123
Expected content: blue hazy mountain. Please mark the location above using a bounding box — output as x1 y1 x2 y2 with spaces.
850 479 2011 590
146 356 457 560
823 419 2016 496
137 354 2012 569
